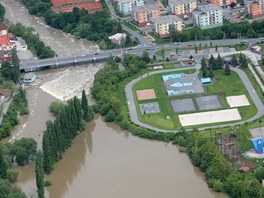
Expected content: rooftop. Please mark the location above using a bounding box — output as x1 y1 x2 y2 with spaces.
24 72 36 80
0 24 8 31
17 37 27 46
108 33 127 40
197 4 222 12
0 89 11 98
168 0 196 5
133 5 158 12
0 34 13 46
153 15 182 24
117 0 139 3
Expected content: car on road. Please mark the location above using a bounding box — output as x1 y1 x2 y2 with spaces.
186 44 192 46
241 40 248 44
198 48 202 51
128 48 133 50
94 53 99 55
174 42 181 46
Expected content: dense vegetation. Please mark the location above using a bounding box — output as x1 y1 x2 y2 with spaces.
0 3 5 22
42 91 94 173
21 0 137 49
0 138 37 197
35 151 44 198
91 54 175 140
0 87 29 139
173 132 264 197
1 52 20 84
170 20 264 42
9 23 55 59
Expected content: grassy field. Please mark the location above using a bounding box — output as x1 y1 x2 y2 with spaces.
132 69 257 130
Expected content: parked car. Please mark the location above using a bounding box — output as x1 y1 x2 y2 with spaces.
174 42 181 46
186 44 192 46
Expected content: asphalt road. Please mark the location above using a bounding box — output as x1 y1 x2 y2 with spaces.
20 38 262 71
125 65 264 133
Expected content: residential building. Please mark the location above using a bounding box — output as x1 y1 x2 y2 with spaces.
16 37 28 52
168 0 197 17
51 0 103 14
210 0 237 6
0 50 12 63
153 15 183 38
133 5 160 26
193 4 223 29
246 0 264 18
0 34 14 51
0 24 8 37
117 0 144 15
0 89 11 105
108 33 127 45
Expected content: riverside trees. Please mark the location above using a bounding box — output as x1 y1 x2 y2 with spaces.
42 94 94 173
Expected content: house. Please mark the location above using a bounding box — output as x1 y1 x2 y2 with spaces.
0 50 12 63
251 45 261 52
201 77 212 84
16 37 28 52
0 24 8 37
132 5 160 26
223 57 232 64
246 0 261 18
168 0 197 17
209 0 237 7
153 15 183 38
51 0 103 14
0 89 11 104
0 34 14 51
108 33 127 45
193 4 223 30
117 0 144 15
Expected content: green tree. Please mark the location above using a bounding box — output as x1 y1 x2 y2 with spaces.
0 3 5 22
0 146 7 179
231 55 238 66
7 187 26 198
81 90 89 121
225 64 231 75
142 51 150 63
105 110 116 122
35 151 45 198
216 54 223 69
6 169 18 183
0 179 11 198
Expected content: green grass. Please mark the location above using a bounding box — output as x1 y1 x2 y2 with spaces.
122 21 139 32
132 69 257 130
163 63 177 69
148 32 171 44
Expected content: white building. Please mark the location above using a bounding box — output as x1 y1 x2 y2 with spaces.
117 0 144 15
193 4 223 29
16 37 28 52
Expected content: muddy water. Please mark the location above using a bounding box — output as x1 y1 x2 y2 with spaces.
15 116 226 198
1 0 99 57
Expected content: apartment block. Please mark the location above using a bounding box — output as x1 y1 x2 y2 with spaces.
153 15 183 38
208 0 236 7
168 0 197 16
193 4 223 29
246 0 264 18
117 0 144 15
133 5 160 26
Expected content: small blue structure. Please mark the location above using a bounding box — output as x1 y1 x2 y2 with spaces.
170 82 193 87
162 73 185 81
201 77 212 84
23 72 36 84
251 138 264 154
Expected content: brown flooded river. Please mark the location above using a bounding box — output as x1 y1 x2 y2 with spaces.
2 68 226 198
1 0 99 57
1 1 226 197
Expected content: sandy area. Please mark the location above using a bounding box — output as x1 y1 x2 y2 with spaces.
250 127 264 138
136 89 156 100
40 64 103 101
179 109 241 126
226 95 250 108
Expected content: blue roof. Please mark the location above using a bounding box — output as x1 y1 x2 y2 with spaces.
201 77 212 84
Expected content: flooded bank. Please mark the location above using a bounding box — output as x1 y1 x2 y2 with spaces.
15 117 226 198
1 0 99 57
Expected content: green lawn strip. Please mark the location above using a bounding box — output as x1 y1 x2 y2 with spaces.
122 21 139 32
148 32 171 44
163 63 176 69
132 69 195 130
206 70 257 121
132 69 257 130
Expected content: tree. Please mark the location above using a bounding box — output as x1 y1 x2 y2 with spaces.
216 54 223 69
215 45 218 52
7 187 26 198
142 51 150 63
81 90 89 121
190 55 193 60
0 146 7 179
35 152 45 198
6 169 19 183
169 24 178 42
0 179 11 197
105 110 116 122
153 55 156 61
225 64 231 75
231 55 238 66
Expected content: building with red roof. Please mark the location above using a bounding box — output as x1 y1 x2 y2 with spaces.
0 24 8 37
0 34 14 51
51 0 103 14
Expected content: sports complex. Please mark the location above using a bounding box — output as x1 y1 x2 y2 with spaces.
131 67 256 130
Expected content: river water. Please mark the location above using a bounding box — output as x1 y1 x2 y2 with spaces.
1 1 226 197
2 68 226 198
1 0 99 57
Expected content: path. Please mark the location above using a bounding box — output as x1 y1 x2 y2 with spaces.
0 97 13 125
125 65 264 133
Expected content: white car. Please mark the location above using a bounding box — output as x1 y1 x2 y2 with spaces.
174 42 181 46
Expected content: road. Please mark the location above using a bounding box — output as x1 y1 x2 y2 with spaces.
0 97 13 125
125 64 264 133
20 38 262 71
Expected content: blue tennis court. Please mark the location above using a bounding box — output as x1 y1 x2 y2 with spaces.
162 73 185 81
